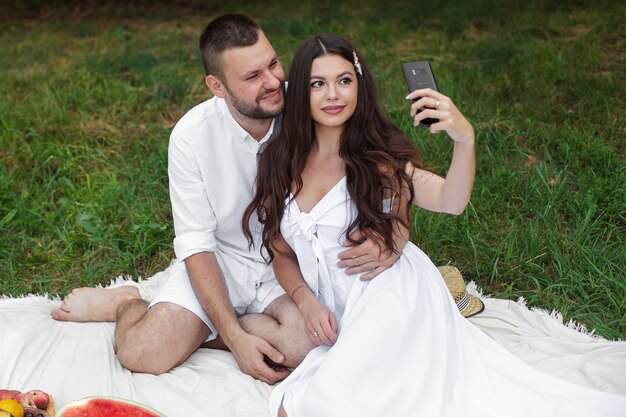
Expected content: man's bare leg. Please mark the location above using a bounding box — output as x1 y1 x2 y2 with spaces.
52 286 311 374
239 295 315 369
51 283 211 374
202 295 313 369
114 300 211 375
51 286 141 322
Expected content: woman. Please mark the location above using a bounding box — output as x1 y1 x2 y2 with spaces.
243 34 625 417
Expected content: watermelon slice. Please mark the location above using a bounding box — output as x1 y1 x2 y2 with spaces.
56 397 166 417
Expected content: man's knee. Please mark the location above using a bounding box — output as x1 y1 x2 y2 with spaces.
245 296 316 367
115 302 210 374
263 294 295 320
116 341 171 375
280 340 314 368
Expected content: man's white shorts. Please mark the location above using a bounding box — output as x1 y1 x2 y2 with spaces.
149 254 285 342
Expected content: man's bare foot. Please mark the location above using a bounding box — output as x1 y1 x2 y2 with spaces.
51 286 141 322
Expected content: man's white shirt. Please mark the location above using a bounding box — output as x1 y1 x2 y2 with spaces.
167 96 276 307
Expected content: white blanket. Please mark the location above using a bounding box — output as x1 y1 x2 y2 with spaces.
1 264 625 416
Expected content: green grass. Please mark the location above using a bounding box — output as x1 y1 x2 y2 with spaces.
1 0 624 339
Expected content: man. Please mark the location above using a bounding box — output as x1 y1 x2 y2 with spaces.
52 14 401 384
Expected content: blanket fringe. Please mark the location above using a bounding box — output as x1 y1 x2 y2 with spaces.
1 293 61 301
466 282 603 340
0 273 607 341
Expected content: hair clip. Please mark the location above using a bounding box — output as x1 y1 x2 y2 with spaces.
352 50 362 75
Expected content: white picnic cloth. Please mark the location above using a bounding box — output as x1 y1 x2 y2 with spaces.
1 263 625 416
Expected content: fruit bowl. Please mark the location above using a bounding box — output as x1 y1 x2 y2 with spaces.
0 389 54 417
57 397 166 417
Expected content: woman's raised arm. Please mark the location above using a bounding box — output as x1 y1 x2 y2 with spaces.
405 88 475 215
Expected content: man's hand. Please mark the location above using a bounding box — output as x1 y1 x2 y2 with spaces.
229 330 291 384
338 230 404 280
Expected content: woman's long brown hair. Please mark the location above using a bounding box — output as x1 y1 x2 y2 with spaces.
243 33 423 262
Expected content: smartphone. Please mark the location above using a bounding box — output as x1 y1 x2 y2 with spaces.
401 61 439 127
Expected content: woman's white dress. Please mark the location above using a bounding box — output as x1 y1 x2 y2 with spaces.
268 177 626 417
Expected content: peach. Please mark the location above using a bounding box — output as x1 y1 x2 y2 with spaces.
0 390 19 401
25 390 50 409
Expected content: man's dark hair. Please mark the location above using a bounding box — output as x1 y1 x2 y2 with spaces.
199 14 261 77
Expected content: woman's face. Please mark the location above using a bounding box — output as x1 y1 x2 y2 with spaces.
309 54 358 130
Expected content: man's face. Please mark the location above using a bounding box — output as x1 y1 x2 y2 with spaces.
220 32 285 119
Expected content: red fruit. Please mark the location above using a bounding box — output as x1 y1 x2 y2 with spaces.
0 389 20 401
25 390 50 409
17 392 35 407
57 397 164 417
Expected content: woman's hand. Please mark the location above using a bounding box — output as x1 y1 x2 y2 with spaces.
407 88 474 145
272 234 338 346
295 290 338 346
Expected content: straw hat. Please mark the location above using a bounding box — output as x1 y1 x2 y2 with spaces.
437 265 484 318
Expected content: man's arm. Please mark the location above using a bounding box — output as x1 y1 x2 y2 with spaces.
169 135 288 384
185 251 289 384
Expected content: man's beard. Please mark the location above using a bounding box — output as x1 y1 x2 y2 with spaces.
225 84 285 120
